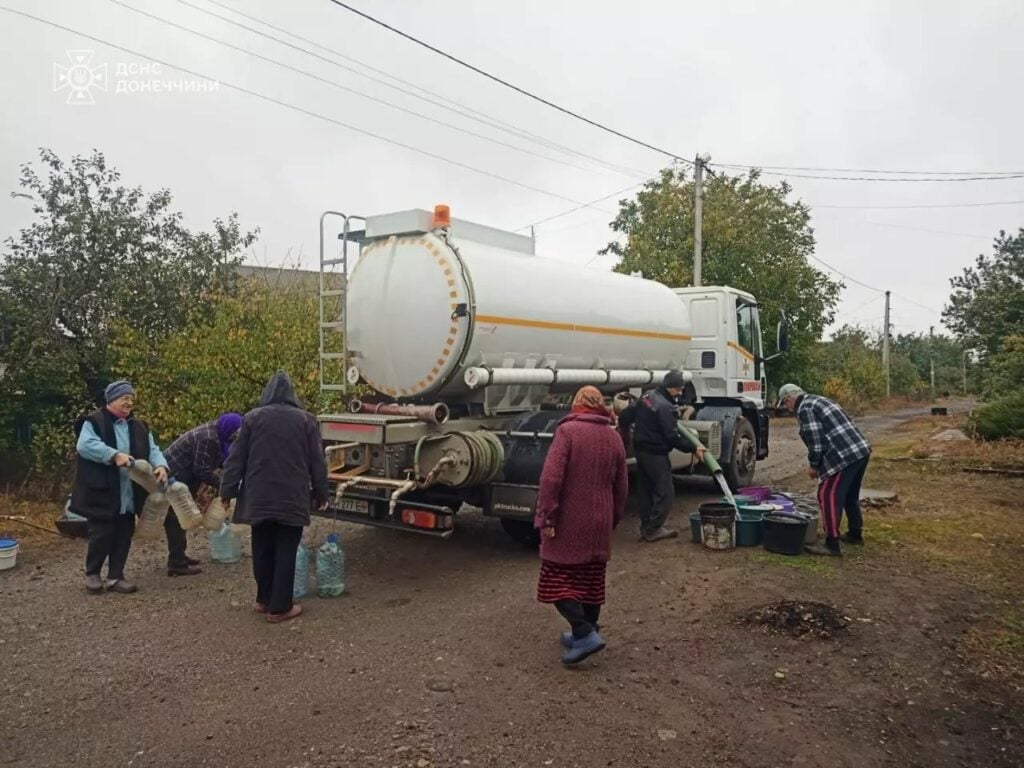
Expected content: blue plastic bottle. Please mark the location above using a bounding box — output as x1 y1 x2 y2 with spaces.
293 541 310 600
316 533 346 597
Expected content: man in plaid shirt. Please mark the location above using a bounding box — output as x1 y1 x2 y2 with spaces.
778 383 871 556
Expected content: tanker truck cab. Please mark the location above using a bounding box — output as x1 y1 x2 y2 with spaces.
315 206 783 543
669 286 784 488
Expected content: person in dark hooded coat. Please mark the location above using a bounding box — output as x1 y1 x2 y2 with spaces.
220 370 329 623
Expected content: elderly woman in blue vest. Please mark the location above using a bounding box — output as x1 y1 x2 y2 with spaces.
71 380 169 594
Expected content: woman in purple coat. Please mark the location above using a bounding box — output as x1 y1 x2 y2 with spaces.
534 386 629 665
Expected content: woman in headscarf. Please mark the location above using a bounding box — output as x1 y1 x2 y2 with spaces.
162 412 243 576
534 386 629 665
221 371 329 624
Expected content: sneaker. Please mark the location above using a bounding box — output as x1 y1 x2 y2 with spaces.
266 604 303 624
561 631 606 665
167 565 203 577
803 543 841 557
106 579 138 594
185 556 201 566
642 526 679 542
83 574 104 594
842 532 864 545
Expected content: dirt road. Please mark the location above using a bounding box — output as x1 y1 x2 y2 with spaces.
2 399 1018 768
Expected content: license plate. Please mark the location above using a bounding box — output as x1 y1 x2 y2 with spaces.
336 498 369 515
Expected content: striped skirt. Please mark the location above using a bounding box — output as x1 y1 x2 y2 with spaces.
537 560 607 605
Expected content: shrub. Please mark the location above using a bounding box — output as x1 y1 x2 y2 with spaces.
967 392 1024 441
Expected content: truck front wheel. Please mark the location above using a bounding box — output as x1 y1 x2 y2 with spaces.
723 417 757 490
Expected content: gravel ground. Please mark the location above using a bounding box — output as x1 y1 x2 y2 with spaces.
3 397 1016 768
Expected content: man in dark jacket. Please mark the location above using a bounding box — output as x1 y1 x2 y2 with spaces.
778 383 871 556
72 380 169 594
619 370 705 542
221 371 329 623
162 413 242 576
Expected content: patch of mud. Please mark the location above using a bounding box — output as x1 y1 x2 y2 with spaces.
743 600 850 639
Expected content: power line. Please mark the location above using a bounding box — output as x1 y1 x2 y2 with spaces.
862 221 992 240
112 0 629 189
184 0 651 180
812 199 1024 210
713 164 1024 183
515 182 646 231
717 163 1024 176
323 0 695 166
2 5 591 207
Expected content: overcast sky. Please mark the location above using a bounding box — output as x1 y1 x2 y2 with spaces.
2 0 1022 338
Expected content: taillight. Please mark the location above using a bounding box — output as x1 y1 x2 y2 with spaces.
401 509 454 530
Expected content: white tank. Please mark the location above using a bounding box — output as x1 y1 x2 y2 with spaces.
345 209 692 401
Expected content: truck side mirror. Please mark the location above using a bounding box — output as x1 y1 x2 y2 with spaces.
777 320 789 353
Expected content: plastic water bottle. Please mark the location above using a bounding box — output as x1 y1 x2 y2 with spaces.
208 522 242 564
316 533 346 597
293 541 310 600
201 498 228 531
135 490 170 540
166 479 203 530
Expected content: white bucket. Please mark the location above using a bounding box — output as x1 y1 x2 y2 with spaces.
0 540 19 571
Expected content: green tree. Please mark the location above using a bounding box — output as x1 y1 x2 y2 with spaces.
943 228 1024 370
601 167 842 388
0 148 257 412
986 334 1024 397
113 275 345 443
816 326 887 410
890 332 968 396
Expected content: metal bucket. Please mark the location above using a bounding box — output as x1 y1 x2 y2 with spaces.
699 502 736 551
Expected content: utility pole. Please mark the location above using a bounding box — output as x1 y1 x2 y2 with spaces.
693 153 709 287
882 291 891 399
929 325 936 400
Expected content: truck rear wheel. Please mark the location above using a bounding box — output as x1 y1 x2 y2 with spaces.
723 417 757 490
500 518 540 548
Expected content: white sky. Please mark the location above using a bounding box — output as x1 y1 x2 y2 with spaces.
2 0 1022 337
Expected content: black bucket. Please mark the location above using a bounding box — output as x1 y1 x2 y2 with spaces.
761 513 808 556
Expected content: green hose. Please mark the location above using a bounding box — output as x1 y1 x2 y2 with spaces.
678 426 723 474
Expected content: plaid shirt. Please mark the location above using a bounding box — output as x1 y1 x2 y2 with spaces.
163 420 223 493
796 394 871 477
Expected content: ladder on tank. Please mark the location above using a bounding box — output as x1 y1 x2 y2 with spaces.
318 211 365 394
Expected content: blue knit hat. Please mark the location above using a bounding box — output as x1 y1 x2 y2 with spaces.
104 380 136 403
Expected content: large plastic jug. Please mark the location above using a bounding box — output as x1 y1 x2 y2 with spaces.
208 522 242 564
166 479 203 530
127 459 159 494
135 490 169 540
293 542 310 600
201 498 228 531
316 533 346 597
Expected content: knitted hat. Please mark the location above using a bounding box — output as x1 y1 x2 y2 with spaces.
104 380 136 403
662 370 686 389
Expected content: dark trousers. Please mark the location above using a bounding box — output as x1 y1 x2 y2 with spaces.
251 521 303 614
635 451 674 535
555 600 602 639
164 511 188 567
817 456 870 545
85 514 136 581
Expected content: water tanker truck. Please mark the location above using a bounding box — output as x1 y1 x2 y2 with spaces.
315 206 787 542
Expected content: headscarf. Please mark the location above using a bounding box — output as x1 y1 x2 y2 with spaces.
216 412 243 461
571 386 610 417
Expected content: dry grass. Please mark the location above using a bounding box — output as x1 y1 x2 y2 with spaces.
0 495 67 548
861 417 1024 690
